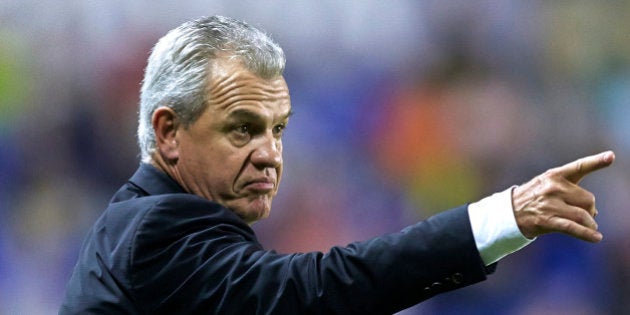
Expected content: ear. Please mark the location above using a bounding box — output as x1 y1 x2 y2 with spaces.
152 106 181 163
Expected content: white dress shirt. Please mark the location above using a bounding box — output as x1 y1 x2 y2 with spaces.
468 187 535 265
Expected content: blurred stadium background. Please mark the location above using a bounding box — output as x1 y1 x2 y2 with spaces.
1 1 629 314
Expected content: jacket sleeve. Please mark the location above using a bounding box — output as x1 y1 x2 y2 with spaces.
128 195 491 315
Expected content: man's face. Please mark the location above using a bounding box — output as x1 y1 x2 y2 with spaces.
173 58 291 224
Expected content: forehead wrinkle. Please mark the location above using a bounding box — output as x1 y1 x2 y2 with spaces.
210 78 290 111
206 72 246 105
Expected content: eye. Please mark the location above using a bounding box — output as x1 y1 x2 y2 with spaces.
236 123 249 134
229 123 252 145
273 123 286 136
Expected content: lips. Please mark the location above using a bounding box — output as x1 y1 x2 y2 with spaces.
242 177 275 192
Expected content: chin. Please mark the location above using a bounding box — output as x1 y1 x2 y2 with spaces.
240 210 269 225
235 200 272 225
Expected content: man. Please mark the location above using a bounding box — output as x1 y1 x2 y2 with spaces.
60 16 615 314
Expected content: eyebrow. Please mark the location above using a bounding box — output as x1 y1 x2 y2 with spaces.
226 108 293 121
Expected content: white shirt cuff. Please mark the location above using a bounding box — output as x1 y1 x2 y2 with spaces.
468 186 535 266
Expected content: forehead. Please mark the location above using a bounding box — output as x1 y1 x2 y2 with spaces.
205 58 291 117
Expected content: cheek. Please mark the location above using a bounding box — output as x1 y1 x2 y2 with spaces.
179 141 225 179
210 150 248 186
181 144 213 171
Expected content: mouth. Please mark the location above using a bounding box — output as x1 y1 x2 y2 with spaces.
242 177 276 193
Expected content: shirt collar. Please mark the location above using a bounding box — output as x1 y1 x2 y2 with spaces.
128 163 187 196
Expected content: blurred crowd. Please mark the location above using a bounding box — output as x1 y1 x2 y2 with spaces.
1 1 629 314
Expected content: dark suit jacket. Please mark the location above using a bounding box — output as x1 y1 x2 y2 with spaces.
60 163 493 314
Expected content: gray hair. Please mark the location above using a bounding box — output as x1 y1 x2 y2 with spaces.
138 15 286 162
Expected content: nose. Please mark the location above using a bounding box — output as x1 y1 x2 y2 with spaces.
251 133 282 169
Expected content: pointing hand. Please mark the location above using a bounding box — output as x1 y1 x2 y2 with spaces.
512 151 615 242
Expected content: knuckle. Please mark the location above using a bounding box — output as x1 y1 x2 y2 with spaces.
540 215 555 229
566 223 585 237
528 216 545 236
575 160 584 174
573 206 586 217
537 178 557 196
532 215 543 229
557 219 572 231
548 216 572 233
544 168 561 179
578 210 593 225
586 192 596 206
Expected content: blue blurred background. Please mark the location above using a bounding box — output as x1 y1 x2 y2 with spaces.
1 1 629 314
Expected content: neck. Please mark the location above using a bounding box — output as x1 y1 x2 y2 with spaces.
149 154 190 194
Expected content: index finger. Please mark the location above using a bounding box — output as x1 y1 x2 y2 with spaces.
556 151 615 184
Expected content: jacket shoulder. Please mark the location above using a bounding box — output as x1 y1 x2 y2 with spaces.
119 194 259 310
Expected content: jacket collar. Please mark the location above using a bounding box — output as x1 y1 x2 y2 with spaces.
129 163 187 196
